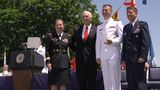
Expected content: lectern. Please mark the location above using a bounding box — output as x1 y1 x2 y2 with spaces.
10 50 44 90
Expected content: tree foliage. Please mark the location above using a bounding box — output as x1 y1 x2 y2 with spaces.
0 0 100 64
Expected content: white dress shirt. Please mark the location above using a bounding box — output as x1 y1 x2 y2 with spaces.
82 24 92 39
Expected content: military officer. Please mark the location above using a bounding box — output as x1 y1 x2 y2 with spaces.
121 7 150 90
96 4 123 90
45 19 71 90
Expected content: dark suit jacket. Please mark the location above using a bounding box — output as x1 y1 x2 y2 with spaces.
71 24 97 69
46 32 71 68
121 20 151 63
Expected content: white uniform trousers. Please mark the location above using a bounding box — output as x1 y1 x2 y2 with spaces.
101 59 121 90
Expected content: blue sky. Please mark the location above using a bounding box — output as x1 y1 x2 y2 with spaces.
92 0 160 64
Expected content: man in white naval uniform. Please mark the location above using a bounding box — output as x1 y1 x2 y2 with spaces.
96 4 123 90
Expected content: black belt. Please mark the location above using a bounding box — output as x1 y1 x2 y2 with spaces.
53 49 66 54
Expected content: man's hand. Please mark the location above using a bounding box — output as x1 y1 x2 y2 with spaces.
47 63 52 72
96 58 101 70
104 39 112 45
121 61 126 70
145 62 150 69
96 58 101 64
138 58 145 63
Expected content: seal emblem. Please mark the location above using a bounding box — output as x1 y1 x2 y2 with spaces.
16 53 25 64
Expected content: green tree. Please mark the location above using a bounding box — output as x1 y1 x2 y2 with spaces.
0 0 100 65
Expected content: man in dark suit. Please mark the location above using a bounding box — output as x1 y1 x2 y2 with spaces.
121 7 151 90
71 11 97 90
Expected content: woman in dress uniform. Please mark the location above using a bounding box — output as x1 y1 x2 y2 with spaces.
46 19 71 90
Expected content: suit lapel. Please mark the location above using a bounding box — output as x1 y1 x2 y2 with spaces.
86 25 95 43
125 24 132 34
78 25 95 44
61 32 65 40
78 25 84 43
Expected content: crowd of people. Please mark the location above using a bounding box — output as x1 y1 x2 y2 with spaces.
1 4 152 90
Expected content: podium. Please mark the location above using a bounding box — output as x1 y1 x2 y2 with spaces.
10 50 44 90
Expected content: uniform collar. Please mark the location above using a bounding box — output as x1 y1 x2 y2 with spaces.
130 18 138 27
104 17 112 24
84 24 92 29
57 32 63 37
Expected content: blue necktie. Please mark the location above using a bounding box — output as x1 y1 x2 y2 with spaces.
130 23 134 32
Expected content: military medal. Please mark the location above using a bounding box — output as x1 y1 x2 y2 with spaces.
62 38 68 43
134 25 140 33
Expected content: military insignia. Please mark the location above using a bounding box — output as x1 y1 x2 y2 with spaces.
68 34 71 37
124 33 127 36
90 29 93 32
47 33 52 37
134 25 141 33
99 28 103 31
109 26 115 28
52 38 58 41
62 38 68 43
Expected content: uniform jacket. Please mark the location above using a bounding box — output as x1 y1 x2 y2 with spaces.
96 18 123 60
46 32 71 68
121 20 150 63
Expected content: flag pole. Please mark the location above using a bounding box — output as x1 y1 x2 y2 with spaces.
3 51 6 65
117 3 123 11
112 3 123 21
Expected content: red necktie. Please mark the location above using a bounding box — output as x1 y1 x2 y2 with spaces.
84 26 88 42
